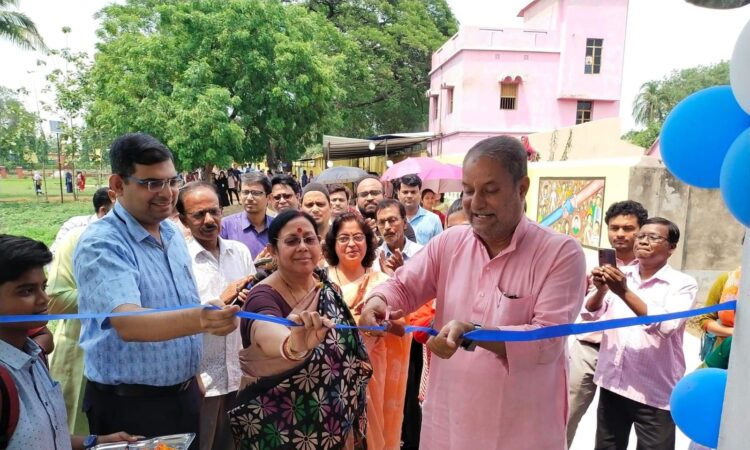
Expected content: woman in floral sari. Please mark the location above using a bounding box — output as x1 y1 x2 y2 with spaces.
325 212 411 450
230 210 372 450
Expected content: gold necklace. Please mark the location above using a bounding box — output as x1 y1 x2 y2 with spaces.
279 273 315 306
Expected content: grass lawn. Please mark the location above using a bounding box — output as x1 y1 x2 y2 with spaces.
0 177 97 245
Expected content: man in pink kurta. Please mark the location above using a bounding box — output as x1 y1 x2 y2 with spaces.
360 135 587 450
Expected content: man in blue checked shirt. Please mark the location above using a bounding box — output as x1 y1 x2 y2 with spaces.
74 133 239 450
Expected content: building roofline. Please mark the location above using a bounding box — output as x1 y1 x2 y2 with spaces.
429 46 560 76
517 0 542 17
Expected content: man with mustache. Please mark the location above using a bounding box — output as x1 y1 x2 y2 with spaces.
177 182 255 450
74 133 239 449
270 174 301 213
355 175 417 243
360 136 587 449
567 200 648 448
300 183 332 240
328 184 353 218
375 199 422 276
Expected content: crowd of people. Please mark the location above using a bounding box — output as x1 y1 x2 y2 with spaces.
0 131 734 450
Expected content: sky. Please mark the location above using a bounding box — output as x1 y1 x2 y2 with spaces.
2 0 750 133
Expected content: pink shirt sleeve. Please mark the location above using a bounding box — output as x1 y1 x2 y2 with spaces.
369 232 443 314
499 239 587 373
643 277 698 337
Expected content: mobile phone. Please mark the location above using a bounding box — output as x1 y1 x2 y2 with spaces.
598 248 617 267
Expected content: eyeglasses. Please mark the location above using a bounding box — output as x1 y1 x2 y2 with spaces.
377 217 401 227
272 193 296 202
186 208 222 221
357 190 383 199
240 189 266 198
336 233 366 245
281 235 320 247
635 233 667 243
128 176 183 192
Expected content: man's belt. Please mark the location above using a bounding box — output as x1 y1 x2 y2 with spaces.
88 377 194 397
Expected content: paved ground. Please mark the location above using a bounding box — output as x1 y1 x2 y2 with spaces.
569 333 701 450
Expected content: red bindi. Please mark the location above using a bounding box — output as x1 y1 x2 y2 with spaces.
297 227 303 234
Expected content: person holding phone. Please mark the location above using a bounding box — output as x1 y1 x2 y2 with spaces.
583 217 698 450
177 181 256 450
567 200 648 447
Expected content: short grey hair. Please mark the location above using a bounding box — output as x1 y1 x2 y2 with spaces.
464 135 527 184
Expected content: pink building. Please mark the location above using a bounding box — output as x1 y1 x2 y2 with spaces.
428 0 629 156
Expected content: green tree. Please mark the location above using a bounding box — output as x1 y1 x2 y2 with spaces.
625 61 729 148
293 0 458 136
89 0 349 171
0 0 46 50
632 81 666 127
0 86 40 165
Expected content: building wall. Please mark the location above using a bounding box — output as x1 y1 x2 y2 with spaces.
557 0 629 101
523 158 743 304
429 0 629 155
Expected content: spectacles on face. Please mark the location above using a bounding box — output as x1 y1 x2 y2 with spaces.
281 235 320 247
357 190 383 199
377 216 401 227
241 189 266 198
272 193 296 202
336 233 366 245
186 208 222 221
129 176 183 192
635 233 667 243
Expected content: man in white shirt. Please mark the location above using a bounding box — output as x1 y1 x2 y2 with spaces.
50 187 113 255
177 181 256 450
375 198 423 275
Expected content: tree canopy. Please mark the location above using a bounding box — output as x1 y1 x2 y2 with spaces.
0 86 41 164
86 0 456 170
290 0 458 136
626 61 729 148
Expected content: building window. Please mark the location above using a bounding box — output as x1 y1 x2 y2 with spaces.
431 95 439 120
585 38 603 74
576 101 593 124
446 87 454 115
500 83 518 110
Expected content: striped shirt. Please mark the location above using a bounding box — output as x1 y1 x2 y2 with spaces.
583 263 698 409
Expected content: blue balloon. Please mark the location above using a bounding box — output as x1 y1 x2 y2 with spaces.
721 127 750 227
670 368 727 448
661 85 750 188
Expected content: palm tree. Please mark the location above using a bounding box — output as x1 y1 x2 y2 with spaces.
0 0 47 51
632 81 666 126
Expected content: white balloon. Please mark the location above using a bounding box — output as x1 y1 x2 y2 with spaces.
731 18 750 114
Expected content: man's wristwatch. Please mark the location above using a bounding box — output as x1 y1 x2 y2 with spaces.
83 434 98 449
459 323 482 352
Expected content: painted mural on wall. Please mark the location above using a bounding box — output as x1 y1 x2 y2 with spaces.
537 177 605 249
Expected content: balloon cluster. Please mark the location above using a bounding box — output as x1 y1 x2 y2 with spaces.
660 18 750 227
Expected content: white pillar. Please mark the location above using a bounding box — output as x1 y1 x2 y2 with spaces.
718 228 750 449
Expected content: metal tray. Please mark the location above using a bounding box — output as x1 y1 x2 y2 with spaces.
91 433 195 450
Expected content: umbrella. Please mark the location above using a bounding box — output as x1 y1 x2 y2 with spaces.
315 166 369 185
382 157 463 193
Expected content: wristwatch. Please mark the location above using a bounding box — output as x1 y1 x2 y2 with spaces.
459 323 482 352
83 434 98 449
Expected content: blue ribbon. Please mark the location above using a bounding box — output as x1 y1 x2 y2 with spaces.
0 300 736 342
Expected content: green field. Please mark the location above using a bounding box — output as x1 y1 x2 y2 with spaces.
0 177 97 245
